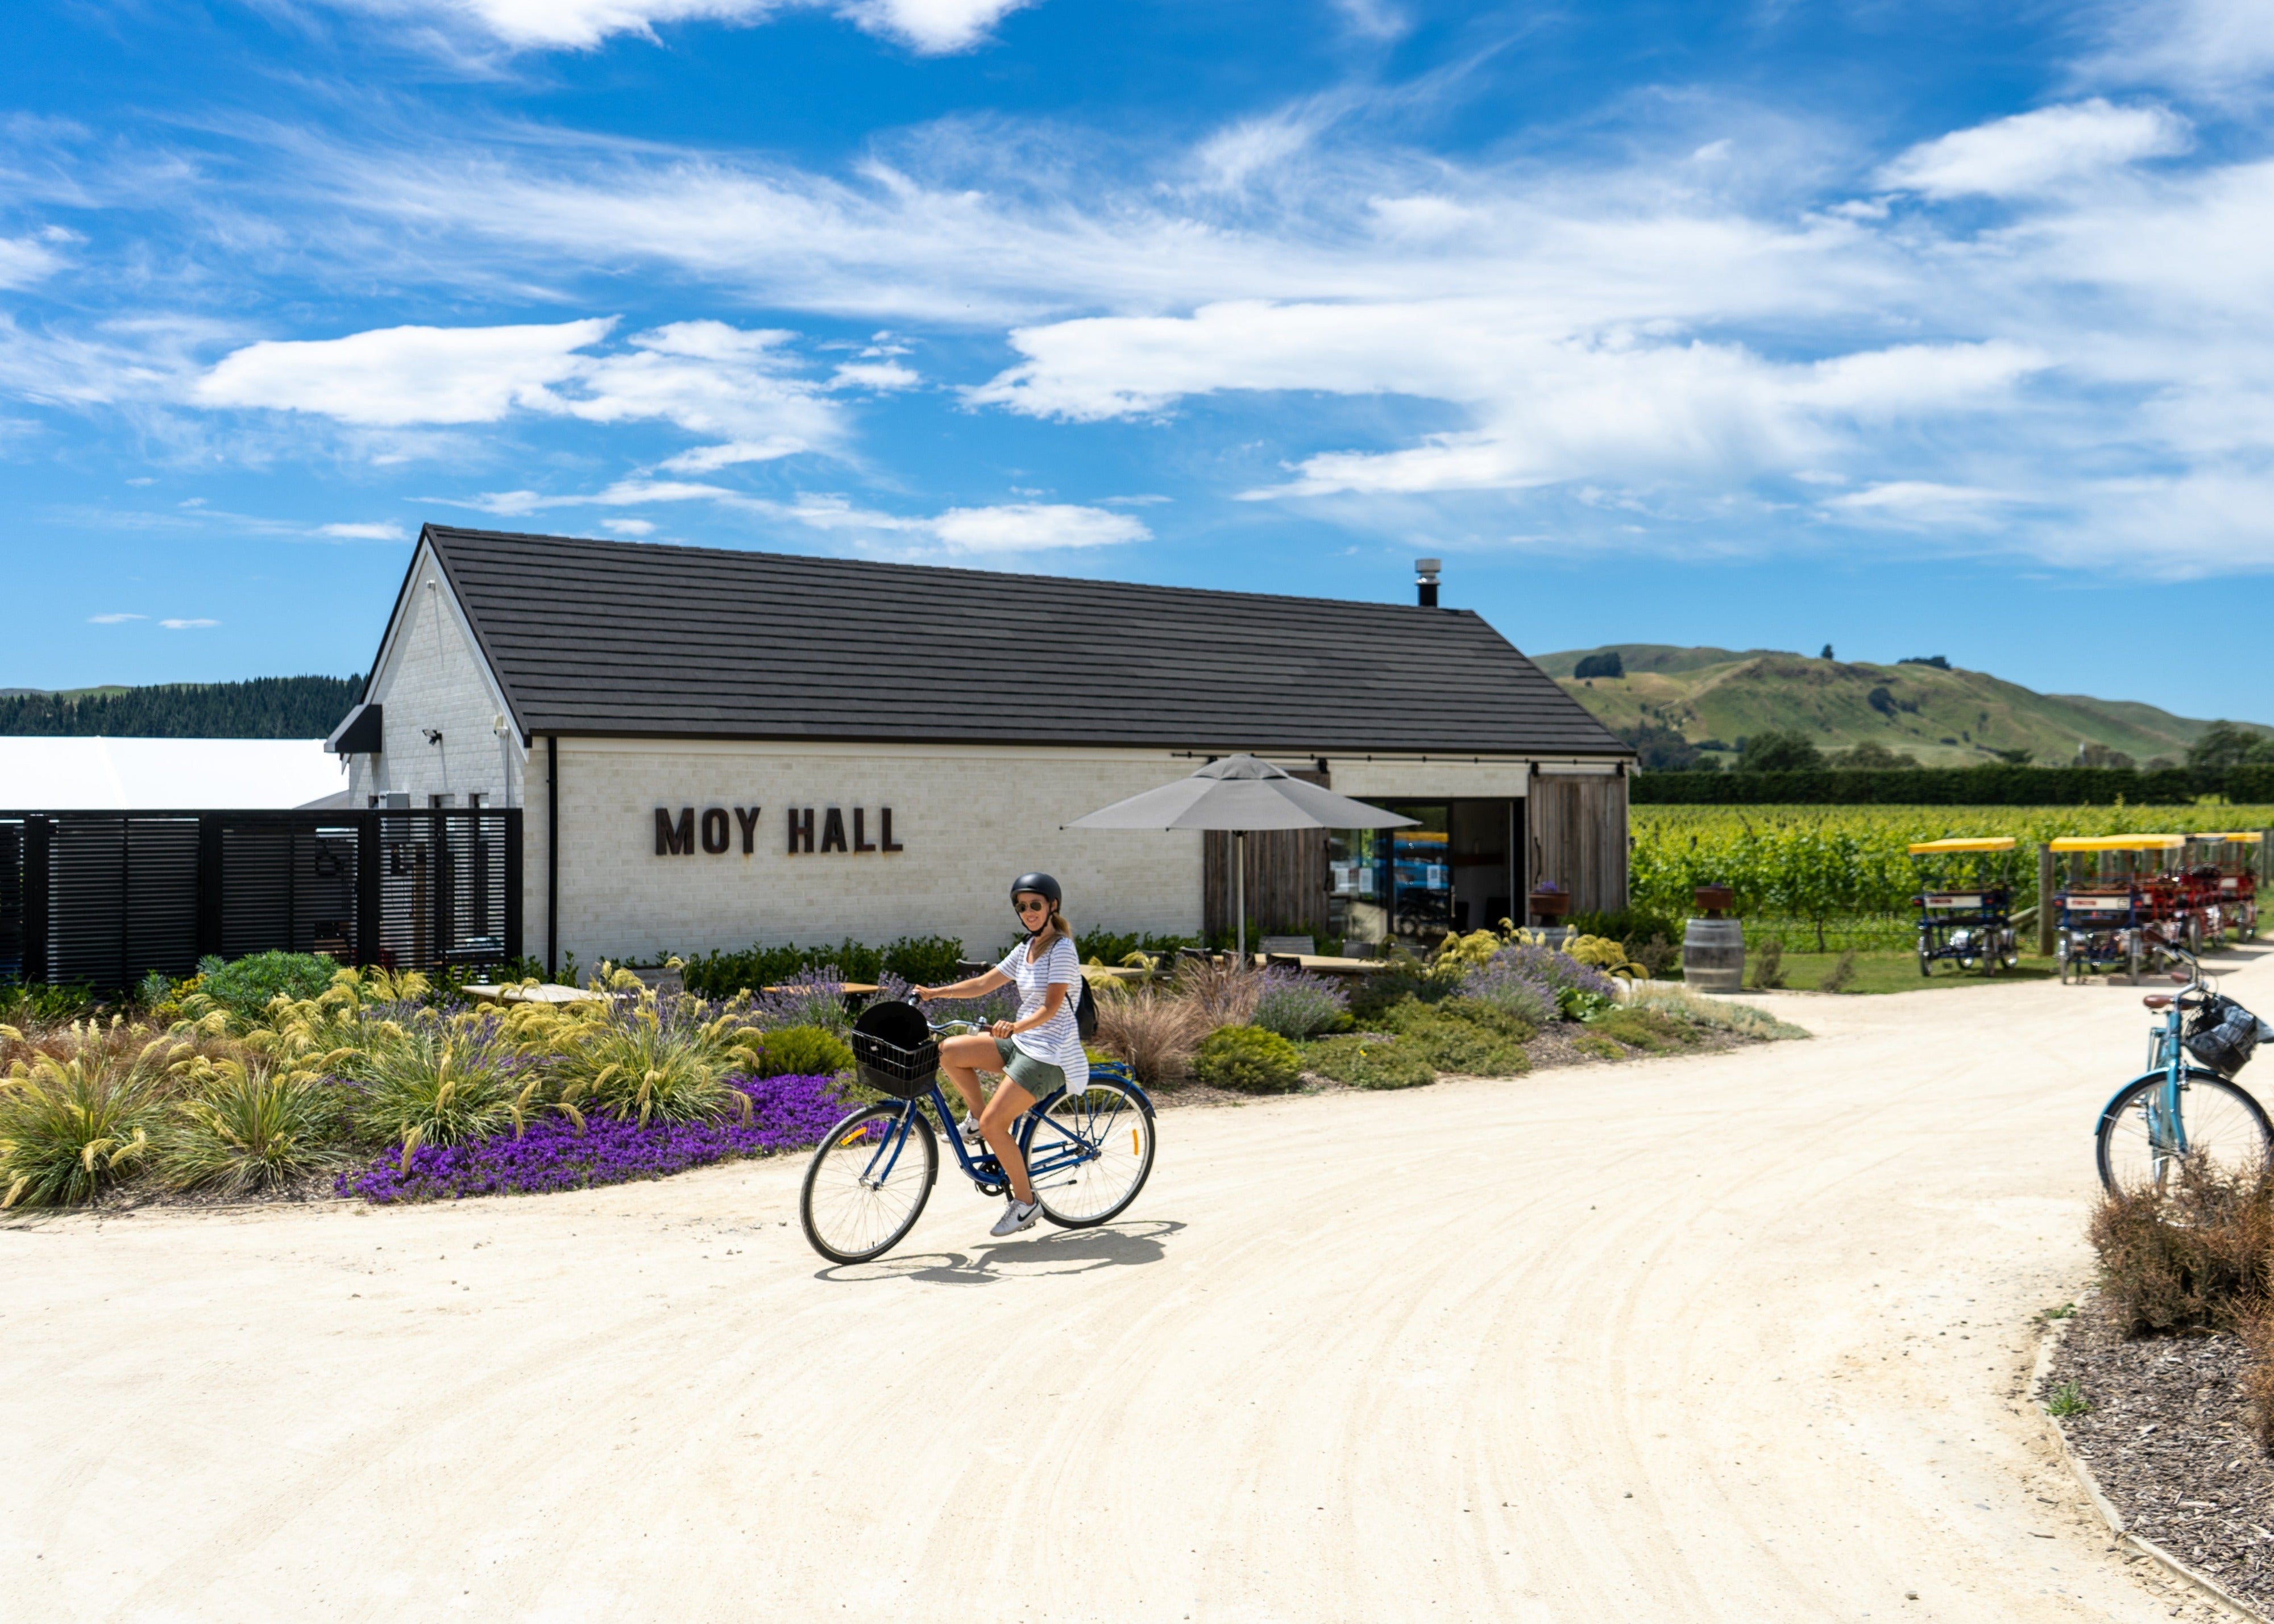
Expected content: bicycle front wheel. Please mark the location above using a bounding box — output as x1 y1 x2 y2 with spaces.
800 1104 937 1264
1022 1079 1156 1228
2097 1069 2273 1195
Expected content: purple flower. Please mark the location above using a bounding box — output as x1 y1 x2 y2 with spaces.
336 1072 854 1204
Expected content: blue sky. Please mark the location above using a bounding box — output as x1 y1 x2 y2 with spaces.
6 0 2273 719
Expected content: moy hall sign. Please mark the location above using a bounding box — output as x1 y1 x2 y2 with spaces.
653 804 905 857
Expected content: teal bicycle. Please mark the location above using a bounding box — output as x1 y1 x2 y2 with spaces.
798 1002 1156 1265
2095 946 2274 1193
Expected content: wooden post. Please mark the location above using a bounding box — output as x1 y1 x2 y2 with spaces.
2037 842 2057 958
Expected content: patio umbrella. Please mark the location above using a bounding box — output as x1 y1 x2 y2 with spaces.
1068 754 1417 959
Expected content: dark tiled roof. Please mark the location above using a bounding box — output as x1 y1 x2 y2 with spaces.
408 525 1632 758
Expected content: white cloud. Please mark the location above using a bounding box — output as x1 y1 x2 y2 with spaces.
447 477 1146 556
318 521 409 539
1877 99 2190 198
828 359 921 391
0 235 66 290
319 0 1031 53
196 319 613 425
2076 0 2274 104
87 612 145 624
600 518 656 535
193 318 844 463
160 618 219 629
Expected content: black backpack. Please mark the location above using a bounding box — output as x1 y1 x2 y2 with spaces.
1074 975 1099 1042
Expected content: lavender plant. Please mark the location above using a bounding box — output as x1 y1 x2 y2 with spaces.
1250 969 1350 1040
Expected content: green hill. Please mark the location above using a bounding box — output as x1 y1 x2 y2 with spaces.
0 675 362 739
1535 645 2259 769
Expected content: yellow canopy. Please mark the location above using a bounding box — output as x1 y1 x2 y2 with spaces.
2192 831 2265 844
1907 837 2017 854
2048 834 2185 852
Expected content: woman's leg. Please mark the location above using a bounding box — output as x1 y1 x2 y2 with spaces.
937 1033 1001 1120
980 1080 1036 1204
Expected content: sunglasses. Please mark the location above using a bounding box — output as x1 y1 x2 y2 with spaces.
1015 898 1052 914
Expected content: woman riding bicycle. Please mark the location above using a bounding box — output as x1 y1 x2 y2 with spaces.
912 873 1090 1237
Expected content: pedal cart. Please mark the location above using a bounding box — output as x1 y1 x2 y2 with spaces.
1908 837 2021 976
2051 834 2184 985
2187 832 2263 944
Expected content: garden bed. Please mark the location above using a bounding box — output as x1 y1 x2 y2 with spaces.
2044 1294 2274 1615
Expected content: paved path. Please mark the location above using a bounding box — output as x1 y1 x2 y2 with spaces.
8 956 2271 1622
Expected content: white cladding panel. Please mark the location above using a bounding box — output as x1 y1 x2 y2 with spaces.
532 738 1205 965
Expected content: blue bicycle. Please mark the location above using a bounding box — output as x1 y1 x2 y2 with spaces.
798 1003 1157 1265
2095 946 2273 1193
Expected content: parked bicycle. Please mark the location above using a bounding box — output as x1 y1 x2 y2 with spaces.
2095 945 2274 1193
798 999 1157 1264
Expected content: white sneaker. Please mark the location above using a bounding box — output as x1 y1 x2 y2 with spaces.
990 1198 1041 1237
958 1114 985 1148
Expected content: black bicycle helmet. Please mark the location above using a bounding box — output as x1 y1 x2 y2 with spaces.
1010 872 1063 934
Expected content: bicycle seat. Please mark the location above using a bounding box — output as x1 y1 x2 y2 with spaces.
2143 994 2174 1008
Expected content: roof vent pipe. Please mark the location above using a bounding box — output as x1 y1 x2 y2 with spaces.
1414 557 1442 608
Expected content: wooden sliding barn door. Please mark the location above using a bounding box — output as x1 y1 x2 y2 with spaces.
1526 772 1629 915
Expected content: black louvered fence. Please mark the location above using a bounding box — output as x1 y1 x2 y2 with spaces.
0 809 521 991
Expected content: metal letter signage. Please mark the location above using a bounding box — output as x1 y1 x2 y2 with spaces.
659 803 900 857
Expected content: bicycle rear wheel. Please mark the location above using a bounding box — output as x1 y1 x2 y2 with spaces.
2097 1069 2273 1194
800 1104 937 1264
1022 1079 1156 1228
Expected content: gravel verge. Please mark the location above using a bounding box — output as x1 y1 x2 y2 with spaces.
2045 1294 2274 1615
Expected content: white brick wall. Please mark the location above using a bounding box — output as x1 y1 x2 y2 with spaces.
347 543 523 809
531 737 1205 965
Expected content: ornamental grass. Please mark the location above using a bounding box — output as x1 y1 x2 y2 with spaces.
0 1020 173 1208
156 1056 354 1195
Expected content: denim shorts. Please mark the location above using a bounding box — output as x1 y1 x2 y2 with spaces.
994 1037 1067 1100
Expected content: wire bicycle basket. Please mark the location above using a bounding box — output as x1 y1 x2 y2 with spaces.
849 999 941 1099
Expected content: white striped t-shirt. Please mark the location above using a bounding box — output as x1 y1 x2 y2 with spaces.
995 936 1089 1093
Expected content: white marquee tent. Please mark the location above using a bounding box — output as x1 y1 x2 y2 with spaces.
0 737 345 810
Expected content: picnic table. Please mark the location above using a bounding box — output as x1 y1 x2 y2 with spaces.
461 982 608 1007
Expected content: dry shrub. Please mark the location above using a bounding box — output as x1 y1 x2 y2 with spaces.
1092 988 1205 1089
2088 1159 2274 1336
1171 958 1264 1028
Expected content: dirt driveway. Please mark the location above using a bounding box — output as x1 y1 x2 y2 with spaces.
8 957 2270 1623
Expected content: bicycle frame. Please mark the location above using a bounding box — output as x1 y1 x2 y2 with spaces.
838 1049 1147 1203
2100 956 2213 1180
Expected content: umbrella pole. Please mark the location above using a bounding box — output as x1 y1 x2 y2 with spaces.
1235 829 1246 962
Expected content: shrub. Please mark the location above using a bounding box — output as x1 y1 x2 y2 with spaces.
678 936 969 1000
1251 971 1351 1040
1625 983 1808 1040
1631 934 1679 978
752 1024 854 1079
1382 998 1532 1076
1192 1024 1304 1093
2089 1161 2274 1335
1585 1007 1700 1054
1818 949 1859 994
351 1018 532 1152
1748 938 1786 990
0 980 105 1027
157 1057 352 1194
0 1026 169 1207
1462 957 1557 1025
1092 987 1206 1088
549 996 766 1127
1484 942 1618 1002
1173 957 1268 1029
1305 1035 1437 1090
196 952 341 1021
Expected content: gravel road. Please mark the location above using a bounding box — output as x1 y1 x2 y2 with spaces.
9 956 2272 1622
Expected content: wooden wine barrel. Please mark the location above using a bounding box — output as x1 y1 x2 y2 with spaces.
1683 918 1745 992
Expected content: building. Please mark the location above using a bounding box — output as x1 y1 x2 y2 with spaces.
329 525 1634 971
0 737 345 810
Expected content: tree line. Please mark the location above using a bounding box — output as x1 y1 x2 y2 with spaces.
0 675 362 739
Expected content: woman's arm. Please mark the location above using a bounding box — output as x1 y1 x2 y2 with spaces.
912 968 1011 1002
